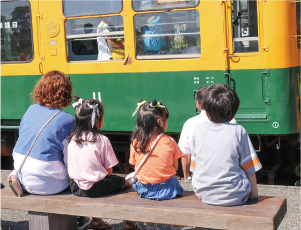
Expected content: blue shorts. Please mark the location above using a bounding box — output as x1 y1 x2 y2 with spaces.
133 176 183 201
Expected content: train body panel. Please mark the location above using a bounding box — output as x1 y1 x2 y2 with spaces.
1 0 300 147
2 66 299 135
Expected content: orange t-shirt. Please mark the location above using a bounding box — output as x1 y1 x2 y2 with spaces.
129 135 183 185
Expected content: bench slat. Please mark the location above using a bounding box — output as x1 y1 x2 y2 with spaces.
1 187 287 230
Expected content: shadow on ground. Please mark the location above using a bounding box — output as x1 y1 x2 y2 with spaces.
1 221 29 230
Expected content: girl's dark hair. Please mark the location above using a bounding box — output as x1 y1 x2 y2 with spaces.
131 99 169 154
68 96 104 145
201 84 240 123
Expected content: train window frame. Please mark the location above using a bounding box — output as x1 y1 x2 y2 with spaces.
231 0 259 54
1 0 34 64
134 10 201 60
132 0 200 12
65 16 125 62
62 0 123 18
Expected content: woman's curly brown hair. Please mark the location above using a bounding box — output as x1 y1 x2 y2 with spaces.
31 70 73 108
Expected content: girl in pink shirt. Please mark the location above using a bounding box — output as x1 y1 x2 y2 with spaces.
67 96 140 230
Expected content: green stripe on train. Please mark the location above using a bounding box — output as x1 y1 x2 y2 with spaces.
1 67 299 135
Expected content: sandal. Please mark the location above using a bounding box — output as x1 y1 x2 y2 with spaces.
90 219 112 230
123 221 142 230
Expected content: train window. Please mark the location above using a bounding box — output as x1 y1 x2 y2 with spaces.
132 0 199 12
297 2 301 49
1 0 33 63
65 16 124 62
231 0 259 53
63 0 122 17
134 10 201 60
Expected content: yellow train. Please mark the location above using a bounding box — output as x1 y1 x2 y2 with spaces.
1 0 300 177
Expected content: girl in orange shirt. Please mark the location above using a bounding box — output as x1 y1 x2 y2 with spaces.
129 99 183 201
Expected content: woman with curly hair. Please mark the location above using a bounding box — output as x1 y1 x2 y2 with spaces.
10 70 75 195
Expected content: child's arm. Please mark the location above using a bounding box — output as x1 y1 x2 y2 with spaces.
246 172 258 198
106 167 113 176
181 154 191 180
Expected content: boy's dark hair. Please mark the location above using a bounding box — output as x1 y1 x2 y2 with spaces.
68 96 104 145
194 85 208 104
131 99 169 154
201 84 240 123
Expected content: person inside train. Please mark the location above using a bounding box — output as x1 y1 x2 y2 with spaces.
9 71 74 195
178 86 237 180
129 99 183 230
142 12 174 55
66 96 140 230
191 83 262 206
108 25 125 60
74 23 98 55
181 29 200 54
97 17 125 61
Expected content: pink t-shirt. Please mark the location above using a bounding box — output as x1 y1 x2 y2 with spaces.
66 133 118 190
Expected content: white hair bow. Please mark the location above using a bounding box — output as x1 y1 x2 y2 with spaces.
88 103 100 128
72 98 83 108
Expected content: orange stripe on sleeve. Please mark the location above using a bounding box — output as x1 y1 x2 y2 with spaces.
241 157 260 171
191 160 196 168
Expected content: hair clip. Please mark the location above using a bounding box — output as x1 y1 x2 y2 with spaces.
150 101 165 109
132 100 147 118
88 103 100 128
150 101 169 116
72 98 83 108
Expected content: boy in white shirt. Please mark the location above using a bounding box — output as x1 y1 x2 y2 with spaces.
178 86 208 180
179 86 236 180
192 84 261 206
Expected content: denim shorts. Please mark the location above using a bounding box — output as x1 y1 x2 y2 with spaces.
133 176 183 201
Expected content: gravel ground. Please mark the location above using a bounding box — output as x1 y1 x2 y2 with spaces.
1 170 300 230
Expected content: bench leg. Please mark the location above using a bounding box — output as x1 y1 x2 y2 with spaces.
28 211 78 230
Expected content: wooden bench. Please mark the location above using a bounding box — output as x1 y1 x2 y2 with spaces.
1 187 287 230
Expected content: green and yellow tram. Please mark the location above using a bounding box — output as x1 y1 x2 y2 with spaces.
1 0 300 173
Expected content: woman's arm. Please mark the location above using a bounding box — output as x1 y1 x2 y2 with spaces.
246 172 258 198
107 39 124 48
106 167 113 176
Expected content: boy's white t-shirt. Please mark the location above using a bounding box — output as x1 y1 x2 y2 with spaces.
192 121 262 206
178 110 236 172
66 134 118 190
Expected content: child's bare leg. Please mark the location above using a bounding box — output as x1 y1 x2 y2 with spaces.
125 180 131 187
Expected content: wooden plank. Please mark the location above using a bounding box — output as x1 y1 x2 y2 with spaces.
1 187 286 230
28 212 77 230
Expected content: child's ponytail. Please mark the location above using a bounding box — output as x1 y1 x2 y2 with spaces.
131 99 169 154
68 96 104 145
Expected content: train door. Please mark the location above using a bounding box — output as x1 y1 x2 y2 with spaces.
36 0 68 74
225 0 268 127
